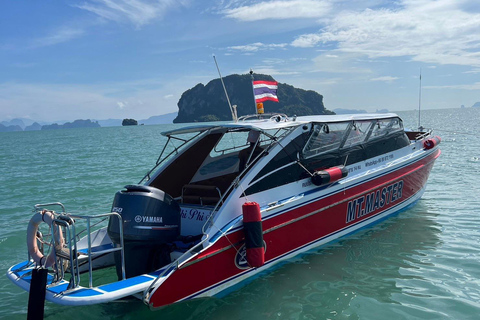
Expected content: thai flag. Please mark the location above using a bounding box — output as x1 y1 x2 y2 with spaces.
253 80 279 103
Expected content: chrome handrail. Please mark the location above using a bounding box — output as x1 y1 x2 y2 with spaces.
39 209 126 291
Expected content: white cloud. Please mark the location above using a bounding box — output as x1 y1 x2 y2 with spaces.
464 68 480 74
30 27 85 48
291 33 323 48
117 101 127 109
370 76 399 82
76 0 188 27
222 0 332 21
316 77 341 85
228 42 288 52
311 52 372 73
251 66 300 76
424 82 480 90
292 0 480 67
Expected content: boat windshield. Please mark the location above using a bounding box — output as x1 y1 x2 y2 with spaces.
342 120 372 149
370 118 403 139
210 128 282 157
302 117 403 159
196 127 291 179
303 122 350 159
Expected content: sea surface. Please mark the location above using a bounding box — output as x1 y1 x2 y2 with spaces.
1 108 479 320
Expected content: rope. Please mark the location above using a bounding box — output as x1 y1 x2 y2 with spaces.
210 217 243 258
296 160 313 177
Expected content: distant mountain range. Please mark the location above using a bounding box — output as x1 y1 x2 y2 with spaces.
96 112 178 127
0 112 178 132
333 108 390 114
0 119 42 132
42 119 101 130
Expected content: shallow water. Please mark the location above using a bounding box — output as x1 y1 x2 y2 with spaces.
1 108 480 319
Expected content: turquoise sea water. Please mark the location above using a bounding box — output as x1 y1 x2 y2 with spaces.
1 108 480 320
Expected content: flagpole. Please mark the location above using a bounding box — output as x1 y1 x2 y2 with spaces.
249 69 258 115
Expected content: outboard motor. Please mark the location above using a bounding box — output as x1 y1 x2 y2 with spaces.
107 185 181 279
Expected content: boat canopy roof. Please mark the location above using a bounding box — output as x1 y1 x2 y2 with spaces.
161 113 400 136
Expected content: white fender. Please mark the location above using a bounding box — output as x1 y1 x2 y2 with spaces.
27 210 64 268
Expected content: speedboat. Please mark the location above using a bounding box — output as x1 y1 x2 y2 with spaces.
7 112 441 309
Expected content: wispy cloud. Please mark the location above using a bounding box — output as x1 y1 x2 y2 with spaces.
424 82 480 90
370 76 399 82
463 68 480 74
291 33 324 48
75 0 188 28
30 27 85 48
117 101 127 109
228 42 288 52
251 66 300 76
311 52 372 73
222 0 332 21
291 0 480 67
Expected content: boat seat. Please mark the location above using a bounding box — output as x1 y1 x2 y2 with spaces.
182 184 222 206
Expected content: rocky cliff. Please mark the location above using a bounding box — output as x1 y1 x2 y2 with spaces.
174 74 333 123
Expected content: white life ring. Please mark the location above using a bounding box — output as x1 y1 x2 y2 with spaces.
27 210 64 268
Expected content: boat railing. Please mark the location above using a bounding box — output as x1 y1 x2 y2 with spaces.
406 129 433 141
238 113 290 122
34 202 66 214
29 203 126 292
55 212 126 290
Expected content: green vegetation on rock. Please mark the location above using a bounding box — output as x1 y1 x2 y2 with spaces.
174 74 333 123
122 119 138 126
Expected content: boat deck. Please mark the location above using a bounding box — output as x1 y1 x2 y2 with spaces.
7 260 167 306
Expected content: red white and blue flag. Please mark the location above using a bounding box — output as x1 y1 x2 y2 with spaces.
253 80 279 103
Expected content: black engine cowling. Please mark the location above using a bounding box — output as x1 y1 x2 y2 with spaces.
107 185 181 279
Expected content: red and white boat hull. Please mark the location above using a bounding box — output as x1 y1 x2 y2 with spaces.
146 147 440 308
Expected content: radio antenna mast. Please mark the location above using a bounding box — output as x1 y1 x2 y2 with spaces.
213 55 237 122
418 68 422 130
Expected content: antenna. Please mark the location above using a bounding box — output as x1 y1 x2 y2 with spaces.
250 69 257 115
418 68 422 130
213 55 236 122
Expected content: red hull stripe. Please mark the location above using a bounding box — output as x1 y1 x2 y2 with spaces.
148 149 440 308
180 192 422 303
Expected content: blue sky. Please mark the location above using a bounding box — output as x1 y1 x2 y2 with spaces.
1 0 479 122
